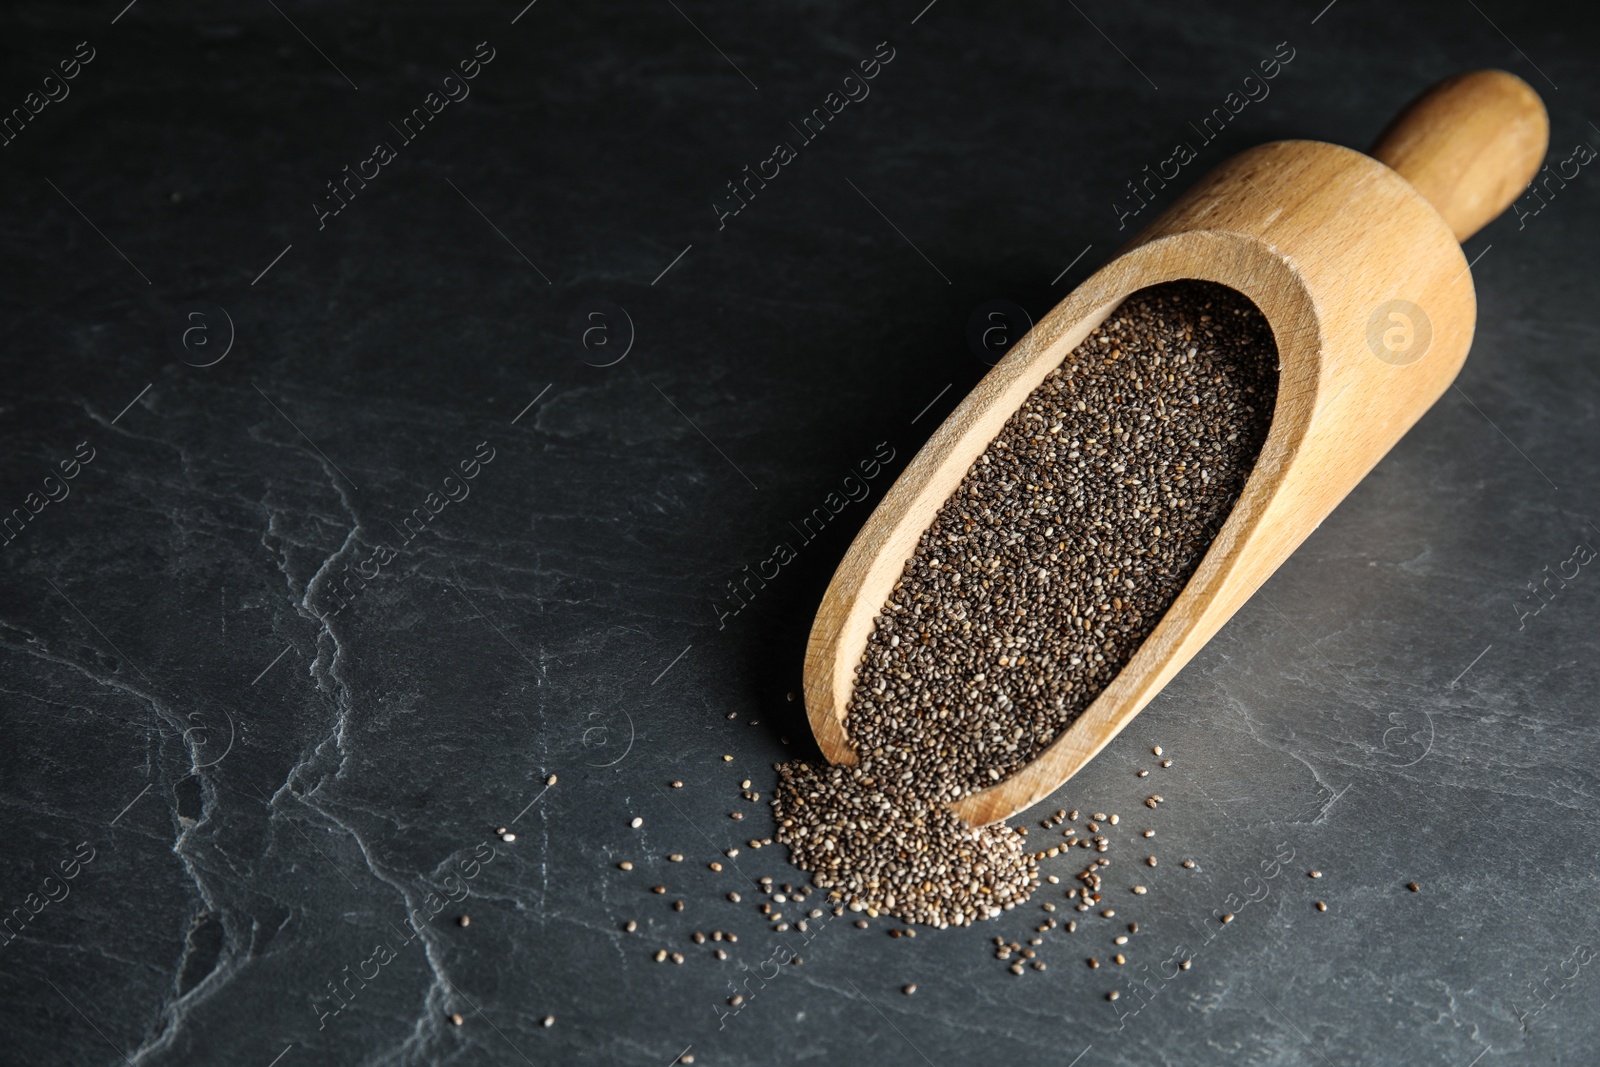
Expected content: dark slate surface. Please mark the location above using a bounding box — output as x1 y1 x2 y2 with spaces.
2 1 1598 1064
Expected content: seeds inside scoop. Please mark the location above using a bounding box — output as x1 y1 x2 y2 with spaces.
776 281 1278 926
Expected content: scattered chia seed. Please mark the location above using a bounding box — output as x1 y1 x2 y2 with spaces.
775 282 1276 928
774 759 1038 928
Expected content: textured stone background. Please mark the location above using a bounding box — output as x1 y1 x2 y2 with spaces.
2 1 1597 1064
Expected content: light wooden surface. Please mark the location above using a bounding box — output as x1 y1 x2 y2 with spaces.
802 70 1549 825
1369 69 1548 240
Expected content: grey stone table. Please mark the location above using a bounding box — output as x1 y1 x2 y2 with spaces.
2 1 1597 1064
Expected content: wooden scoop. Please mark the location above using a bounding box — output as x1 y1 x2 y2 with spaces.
803 70 1548 826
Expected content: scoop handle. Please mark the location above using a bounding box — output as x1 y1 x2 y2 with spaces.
1368 69 1548 242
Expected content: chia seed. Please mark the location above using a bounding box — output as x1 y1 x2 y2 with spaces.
776 281 1277 927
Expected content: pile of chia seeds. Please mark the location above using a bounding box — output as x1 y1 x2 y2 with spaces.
776 280 1278 926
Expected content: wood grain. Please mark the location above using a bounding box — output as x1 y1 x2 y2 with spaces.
802 70 1548 825
1370 69 1549 241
